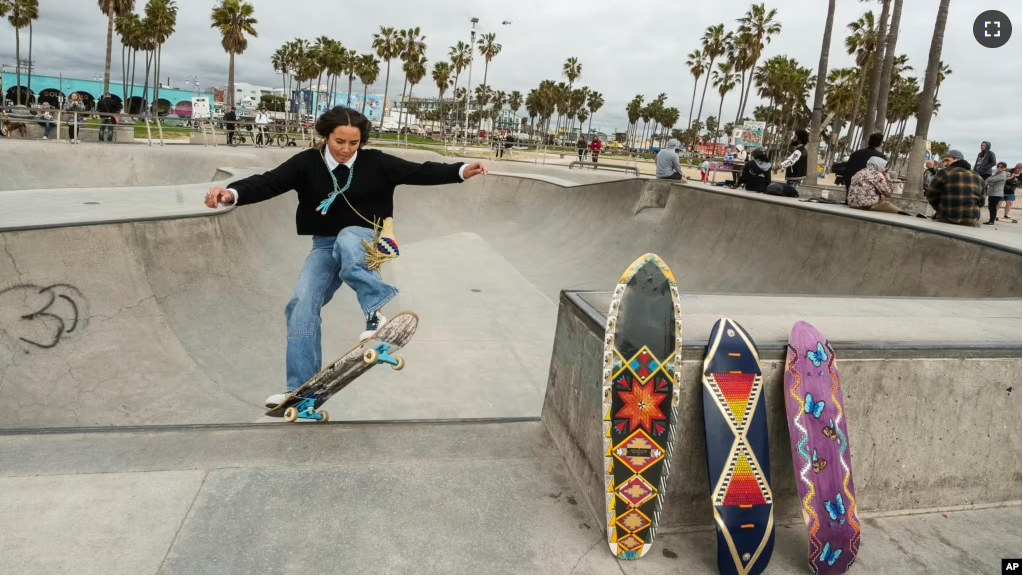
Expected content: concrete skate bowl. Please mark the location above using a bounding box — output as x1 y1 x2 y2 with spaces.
0 147 1019 430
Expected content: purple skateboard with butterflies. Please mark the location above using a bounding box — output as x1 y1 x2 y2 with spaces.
783 321 861 575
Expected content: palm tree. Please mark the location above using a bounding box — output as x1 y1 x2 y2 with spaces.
115 12 143 108
825 68 858 161
210 0 257 109
448 41 471 103
696 24 732 124
805 0 837 185
342 48 358 106
872 0 903 133
357 53 380 116
685 49 707 137
563 57 582 88
476 32 501 132
735 3 781 119
933 59 951 104
432 61 453 131
861 0 891 141
904 0 949 199
7 0 38 105
395 27 426 136
711 61 739 135
143 0 177 119
98 0 135 95
844 10 878 149
371 26 399 136
586 91 603 135
403 53 427 129
730 32 758 123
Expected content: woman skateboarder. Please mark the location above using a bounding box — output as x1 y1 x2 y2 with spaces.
204 106 488 408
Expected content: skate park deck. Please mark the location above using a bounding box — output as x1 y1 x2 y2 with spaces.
0 140 1019 573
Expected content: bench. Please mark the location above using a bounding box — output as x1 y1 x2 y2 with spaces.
568 160 640 176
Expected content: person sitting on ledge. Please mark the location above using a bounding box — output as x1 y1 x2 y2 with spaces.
926 150 985 226
655 138 687 181
736 147 772 192
846 156 909 214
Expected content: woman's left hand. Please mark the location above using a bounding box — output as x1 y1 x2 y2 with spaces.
463 162 489 180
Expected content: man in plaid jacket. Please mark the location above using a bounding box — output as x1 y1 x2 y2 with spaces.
926 150 985 226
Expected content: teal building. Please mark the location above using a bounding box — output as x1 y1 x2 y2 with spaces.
2 72 216 116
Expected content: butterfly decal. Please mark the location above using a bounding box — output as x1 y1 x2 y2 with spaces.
824 493 846 526
819 541 843 566
812 448 827 473
822 418 839 442
807 342 829 367
804 393 825 419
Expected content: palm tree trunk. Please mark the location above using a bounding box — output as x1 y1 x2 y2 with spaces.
130 49 138 113
739 56 759 119
903 0 948 199
805 0 836 186
362 83 369 115
861 0 891 139
696 59 715 120
687 76 699 130
735 72 745 123
14 28 21 105
104 12 115 94
27 21 32 97
228 52 236 108
377 59 392 137
347 75 354 107
848 64 868 149
873 0 903 134
397 76 409 135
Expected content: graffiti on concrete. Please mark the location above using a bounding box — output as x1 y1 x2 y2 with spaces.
0 283 86 351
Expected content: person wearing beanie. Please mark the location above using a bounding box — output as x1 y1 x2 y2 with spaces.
203 106 489 409
775 128 810 190
925 149 985 226
843 132 887 193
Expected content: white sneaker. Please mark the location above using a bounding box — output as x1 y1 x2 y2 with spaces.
265 392 289 409
358 311 386 341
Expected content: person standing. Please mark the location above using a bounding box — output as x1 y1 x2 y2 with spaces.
96 93 119 142
254 106 270 147
203 107 488 409
223 106 237 145
1002 163 1020 223
974 141 997 179
982 162 1008 225
922 160 938 194
926 150 985 226
576 136 587 162
589 136 603 163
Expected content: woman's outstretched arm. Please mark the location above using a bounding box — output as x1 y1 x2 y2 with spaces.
383 153 487 186
226 151 309 205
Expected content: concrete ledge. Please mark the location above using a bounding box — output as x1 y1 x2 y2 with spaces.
541 290 1022 532
568 160 640 176
4 120 135 143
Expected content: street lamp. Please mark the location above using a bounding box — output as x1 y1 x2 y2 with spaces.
461 17 478 155
460 17 511 155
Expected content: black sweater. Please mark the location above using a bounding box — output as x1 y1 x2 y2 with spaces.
227 147 466 236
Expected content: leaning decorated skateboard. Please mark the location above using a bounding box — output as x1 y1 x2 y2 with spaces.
602 253 682 560
265 312 419 423
784 321 860 574
701 318 775 575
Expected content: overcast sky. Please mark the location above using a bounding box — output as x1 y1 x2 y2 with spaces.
7 0 1022 160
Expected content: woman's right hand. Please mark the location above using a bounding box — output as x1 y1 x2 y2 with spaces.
205 187 235 208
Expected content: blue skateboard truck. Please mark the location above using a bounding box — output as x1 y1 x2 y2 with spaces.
282 343 405 423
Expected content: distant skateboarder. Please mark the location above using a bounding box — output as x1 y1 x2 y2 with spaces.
204 106 488 408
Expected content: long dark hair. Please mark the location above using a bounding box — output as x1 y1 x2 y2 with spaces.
314 106 373 145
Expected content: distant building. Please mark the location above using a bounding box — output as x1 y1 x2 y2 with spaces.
2 72 215 116
230 82 277 108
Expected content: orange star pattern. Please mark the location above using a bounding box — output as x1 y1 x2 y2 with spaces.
616 377 668 433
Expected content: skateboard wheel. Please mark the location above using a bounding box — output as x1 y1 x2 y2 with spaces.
363 349 378 364
284 407 298 422
392 356 405 371
319 410 329 423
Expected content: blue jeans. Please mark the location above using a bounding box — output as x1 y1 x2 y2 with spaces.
284 226 399 392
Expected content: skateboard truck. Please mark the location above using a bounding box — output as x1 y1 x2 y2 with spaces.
283 396 330 423
362 343 405 370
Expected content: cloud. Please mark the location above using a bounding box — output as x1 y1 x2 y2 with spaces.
5 0 1020 159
